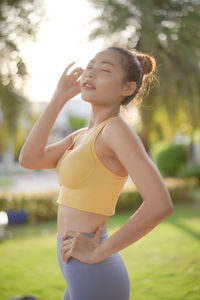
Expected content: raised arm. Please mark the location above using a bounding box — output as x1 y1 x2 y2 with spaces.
19 62 84 169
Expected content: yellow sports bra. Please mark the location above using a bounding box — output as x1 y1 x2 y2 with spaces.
55 116 128 216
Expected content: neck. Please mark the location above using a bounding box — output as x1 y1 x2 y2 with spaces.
87 109 120 130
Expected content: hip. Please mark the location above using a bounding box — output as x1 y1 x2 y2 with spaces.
56 228 130 300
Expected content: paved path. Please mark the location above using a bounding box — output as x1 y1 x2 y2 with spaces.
0 170 59 193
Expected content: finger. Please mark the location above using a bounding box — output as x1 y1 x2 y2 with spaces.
94 224 105 240
64 250 72 263
62 230 78 241
74 69 85 78
61 239 73 250
64 255 70 263
73 72 84 82
62 240 71 246
96 224 104 234
62 62 76 76
62 230 73 241
65 257 68 263
61 241 71 255
61 245 71 260
69 67 84 78
71 71 84 83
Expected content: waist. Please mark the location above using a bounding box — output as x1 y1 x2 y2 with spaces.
57 204 109 236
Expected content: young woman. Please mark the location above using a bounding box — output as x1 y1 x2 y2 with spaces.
19 46 174 300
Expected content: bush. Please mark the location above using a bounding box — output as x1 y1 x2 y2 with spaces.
116 188 143 214
123 177 198 208
164 177 199 204
155 143 187 177
150 141 169 162
0 190 58 223
176 164 200 181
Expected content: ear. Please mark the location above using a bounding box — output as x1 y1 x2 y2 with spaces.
121 81 136 97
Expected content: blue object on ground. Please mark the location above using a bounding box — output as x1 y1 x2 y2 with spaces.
7 210 27 225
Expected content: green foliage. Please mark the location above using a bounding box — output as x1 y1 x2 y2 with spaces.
0 191 58 223
176 164 200 180
0 0 45 88
155 143 188 177
149 140 170 162
116 188 143 213
0 176 13 186
68 115 88 131
164 177 199 204
0 84 30 155
87 0 200 146
0 0 45 155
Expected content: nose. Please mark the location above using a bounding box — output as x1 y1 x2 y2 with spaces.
86 68 95 79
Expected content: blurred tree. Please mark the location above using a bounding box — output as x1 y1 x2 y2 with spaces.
87 0 200 164
0 0 45 161
68 115 88 131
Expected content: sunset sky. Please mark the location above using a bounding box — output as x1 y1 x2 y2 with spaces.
19 0 104 103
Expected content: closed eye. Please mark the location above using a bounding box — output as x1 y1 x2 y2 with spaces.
102 69 111 73
86 66 111 73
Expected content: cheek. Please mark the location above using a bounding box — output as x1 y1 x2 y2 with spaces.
99 76 118 88
102 77 122 94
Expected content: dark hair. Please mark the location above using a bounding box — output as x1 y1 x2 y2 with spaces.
106 46 157 107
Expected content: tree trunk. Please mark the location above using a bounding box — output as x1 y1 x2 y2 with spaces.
187 134 196 168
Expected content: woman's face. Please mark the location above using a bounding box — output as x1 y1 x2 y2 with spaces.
80 49 126 105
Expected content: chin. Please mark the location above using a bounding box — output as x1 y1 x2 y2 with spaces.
81 93 96 104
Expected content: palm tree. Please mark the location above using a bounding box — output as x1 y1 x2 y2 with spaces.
0 0 44 159
87 0 200 163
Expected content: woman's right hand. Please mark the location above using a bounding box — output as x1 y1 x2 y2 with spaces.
53 62 85 104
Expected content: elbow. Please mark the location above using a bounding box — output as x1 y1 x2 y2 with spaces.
18 153 29 168
161 201 174 219
165 203 174 216
18 153 23 166
167 196 174 214
160 192 174 217
18 147 31 167
18 149 25 166
19 156 26 168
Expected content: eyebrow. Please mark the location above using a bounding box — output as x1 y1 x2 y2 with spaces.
89 59 116 67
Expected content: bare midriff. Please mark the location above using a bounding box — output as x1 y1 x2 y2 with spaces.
57 205 109 236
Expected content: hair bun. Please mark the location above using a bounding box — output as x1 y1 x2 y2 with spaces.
136 54 155 75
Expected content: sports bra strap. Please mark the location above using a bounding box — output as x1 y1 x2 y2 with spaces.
68 116 117 151
67 130 86 151
92 116 117 137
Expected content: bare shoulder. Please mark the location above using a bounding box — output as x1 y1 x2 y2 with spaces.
104 115 146 156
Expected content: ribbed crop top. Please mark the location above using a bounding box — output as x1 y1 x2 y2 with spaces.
55 116 128 216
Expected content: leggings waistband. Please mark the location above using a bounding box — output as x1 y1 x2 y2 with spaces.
57 228 108 243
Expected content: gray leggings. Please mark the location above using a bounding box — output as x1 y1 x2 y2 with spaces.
57 228 130 300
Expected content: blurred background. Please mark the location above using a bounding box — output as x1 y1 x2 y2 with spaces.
0 0 200 299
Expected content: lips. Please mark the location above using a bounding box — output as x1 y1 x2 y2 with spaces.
82 81 96 89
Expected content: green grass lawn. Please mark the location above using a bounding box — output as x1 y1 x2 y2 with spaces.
0 204 200 300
